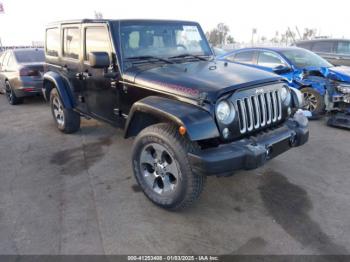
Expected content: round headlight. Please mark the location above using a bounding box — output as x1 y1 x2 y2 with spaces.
281 86 291 105
216 100 235 124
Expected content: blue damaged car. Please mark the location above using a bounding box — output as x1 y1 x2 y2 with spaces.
219 47 350 127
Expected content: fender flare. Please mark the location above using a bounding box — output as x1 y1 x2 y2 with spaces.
124 96 220 141
43 71 75 109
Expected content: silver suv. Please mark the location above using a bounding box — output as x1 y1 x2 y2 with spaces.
295 39 350 67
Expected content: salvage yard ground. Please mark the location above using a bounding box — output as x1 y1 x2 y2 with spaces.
0 95 350 255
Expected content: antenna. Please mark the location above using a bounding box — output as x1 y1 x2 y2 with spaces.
295 26 302 40
288 27 296 44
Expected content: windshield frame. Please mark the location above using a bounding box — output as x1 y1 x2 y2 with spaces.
112 20 213 71
280 48 333 69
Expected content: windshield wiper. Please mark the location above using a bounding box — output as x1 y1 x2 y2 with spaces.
125 56 173 64
168 54 210 61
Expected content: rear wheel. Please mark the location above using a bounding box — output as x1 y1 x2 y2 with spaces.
132 123 206 210
301 87 324 118
50 88 80 134
5 81 23 105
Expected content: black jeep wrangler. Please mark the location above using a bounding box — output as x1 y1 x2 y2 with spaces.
43 19 309 210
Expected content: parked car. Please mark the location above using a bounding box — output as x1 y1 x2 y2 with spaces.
0 48 45 105
218 47 350 124
43 19 308 210
295 39 350 67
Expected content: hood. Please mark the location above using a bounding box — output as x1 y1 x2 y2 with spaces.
122 60 282 102
300 66 350 83
327 66 350 82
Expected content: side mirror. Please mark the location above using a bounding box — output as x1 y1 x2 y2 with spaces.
89 52 110 69
273 65 292 74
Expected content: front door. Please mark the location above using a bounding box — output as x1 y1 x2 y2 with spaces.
82 25 120 123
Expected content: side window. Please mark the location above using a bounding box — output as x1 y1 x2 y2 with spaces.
336 41 350 55
85 27 111 60
233 51 254 64
63 27 80 59
2 52 10 67
0 53 4 68
7 53 16 68
312 41 333 53
257 51 286 68
46 28 60 57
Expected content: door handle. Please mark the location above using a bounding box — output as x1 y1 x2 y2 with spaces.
75 72 91 80
82 72 91 79
76 72 91 80
75 72 83 80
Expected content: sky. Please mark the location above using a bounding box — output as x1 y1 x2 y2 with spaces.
0 0 349 46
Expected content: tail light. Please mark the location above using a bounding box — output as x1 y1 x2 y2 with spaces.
20 68 40 77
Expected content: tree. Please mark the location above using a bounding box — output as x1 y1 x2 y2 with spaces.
94 11 103 19
226 35 235 44
206 23 232 46
303 28 317 40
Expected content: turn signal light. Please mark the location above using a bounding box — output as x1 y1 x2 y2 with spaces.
179 126 187 136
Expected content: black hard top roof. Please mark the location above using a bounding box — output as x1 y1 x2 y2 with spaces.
47 19 198 27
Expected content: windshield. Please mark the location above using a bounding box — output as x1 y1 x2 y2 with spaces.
14 49 45 63
281 48 332 68
118 21 212 64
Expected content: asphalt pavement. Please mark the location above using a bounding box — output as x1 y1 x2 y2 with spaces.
0 95 350 255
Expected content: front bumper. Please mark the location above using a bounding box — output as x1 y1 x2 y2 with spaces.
332 94 350 104
189 116 309 176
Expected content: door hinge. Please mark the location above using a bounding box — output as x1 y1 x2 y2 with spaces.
123 85 128 93
78 95 85 103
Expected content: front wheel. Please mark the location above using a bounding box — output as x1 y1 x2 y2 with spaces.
132 123 206 210
301 87 325 118
50 88 80 134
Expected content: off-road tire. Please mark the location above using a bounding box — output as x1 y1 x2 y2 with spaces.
50 88 80 134
5 81 23 105
301 87 325 119
132 123 206 210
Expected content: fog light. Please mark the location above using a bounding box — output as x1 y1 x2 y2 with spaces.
287 107 292 115
179 126 187 136
222 128 229 138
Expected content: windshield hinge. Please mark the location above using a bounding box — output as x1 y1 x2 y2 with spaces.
197 92 208 106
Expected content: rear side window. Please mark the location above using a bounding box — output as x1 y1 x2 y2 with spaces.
46 28 60 57
233 51 254 64
7 53 16 68
0 53 4 66
312 41 333 53
336 41 350 54
63 27 80 59
85 27 110 60
2 52 10 67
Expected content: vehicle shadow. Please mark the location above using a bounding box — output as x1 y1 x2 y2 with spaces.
22 95 46 105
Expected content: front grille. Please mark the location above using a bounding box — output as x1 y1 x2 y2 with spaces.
235 89 282 134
